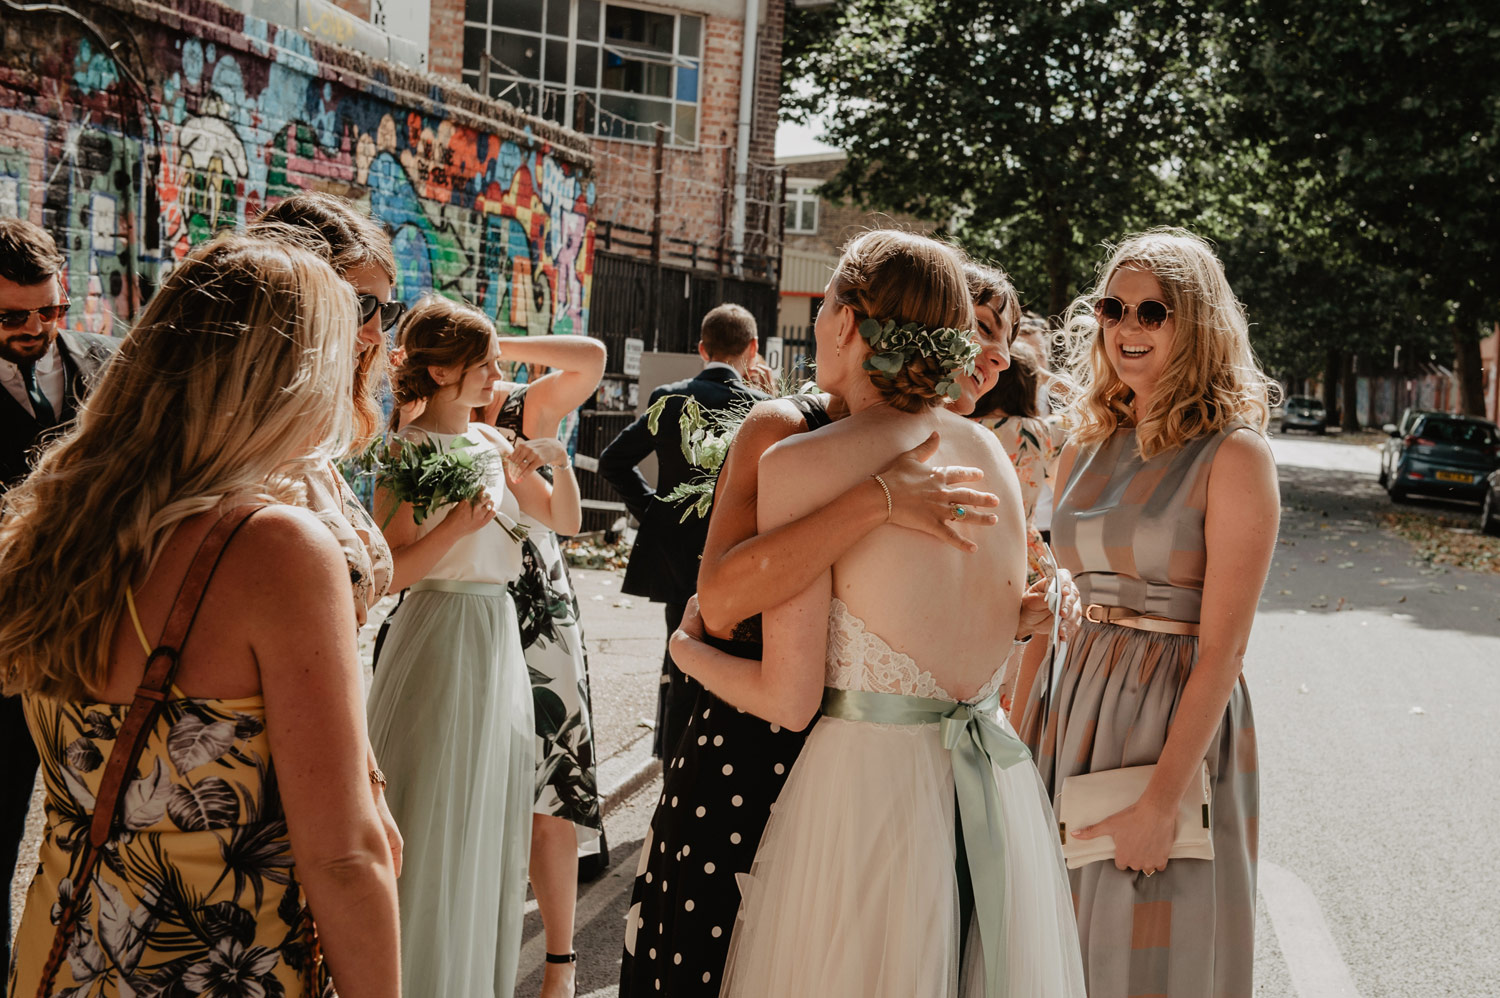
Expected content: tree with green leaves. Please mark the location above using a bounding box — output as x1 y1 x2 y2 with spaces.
1219 0 1500 416
784 0 1223 318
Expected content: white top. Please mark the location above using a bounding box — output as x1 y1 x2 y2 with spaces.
0 342 64 418
402 425 525 586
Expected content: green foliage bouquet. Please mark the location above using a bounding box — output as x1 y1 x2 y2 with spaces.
643 392 762 521
369 434 528 542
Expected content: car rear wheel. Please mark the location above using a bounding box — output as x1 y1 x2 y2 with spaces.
1482 489 1500 536
1388 478 1408 503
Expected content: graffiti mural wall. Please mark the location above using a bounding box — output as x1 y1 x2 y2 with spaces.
0 2 595 340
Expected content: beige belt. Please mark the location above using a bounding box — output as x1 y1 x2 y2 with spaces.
1084 604 1200 636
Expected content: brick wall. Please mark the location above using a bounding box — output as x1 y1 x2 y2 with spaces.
0 0 594 340
425 1 783 276
427 0 466 81
782 156 936 258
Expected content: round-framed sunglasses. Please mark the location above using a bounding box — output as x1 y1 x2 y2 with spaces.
358 294 406 332
1094 296 1173 332
0 300 70 330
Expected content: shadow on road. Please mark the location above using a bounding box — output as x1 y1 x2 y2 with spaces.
1267 461 1500 639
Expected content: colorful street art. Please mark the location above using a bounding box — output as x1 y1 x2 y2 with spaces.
0 11 595 341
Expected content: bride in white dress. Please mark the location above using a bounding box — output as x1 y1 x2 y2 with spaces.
673 231 1085 998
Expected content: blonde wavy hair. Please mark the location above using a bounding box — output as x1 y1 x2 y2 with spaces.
1061 227 1275 457
250 193 398 450
828 230 975 412
0 234 358 699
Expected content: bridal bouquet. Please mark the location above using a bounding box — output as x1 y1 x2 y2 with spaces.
369 434 528 542
644 391 777 522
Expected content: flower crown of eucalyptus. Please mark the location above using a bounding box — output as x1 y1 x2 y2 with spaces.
857 317 981 401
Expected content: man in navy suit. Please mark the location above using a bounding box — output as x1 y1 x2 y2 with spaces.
0 217 115 975
600 304 769 758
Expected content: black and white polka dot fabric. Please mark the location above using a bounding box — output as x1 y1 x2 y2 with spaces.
619 660 809 996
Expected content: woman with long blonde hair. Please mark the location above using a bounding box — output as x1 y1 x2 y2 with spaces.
248 192 406 623
1 234 399 997
1018 227 1278 998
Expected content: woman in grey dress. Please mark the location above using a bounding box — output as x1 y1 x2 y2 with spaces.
1017 227 1279 998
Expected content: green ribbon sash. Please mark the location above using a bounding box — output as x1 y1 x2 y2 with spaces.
820 685 1032 998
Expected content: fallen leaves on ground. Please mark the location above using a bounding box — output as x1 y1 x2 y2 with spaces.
1380 510 1500 574
562 534 632 571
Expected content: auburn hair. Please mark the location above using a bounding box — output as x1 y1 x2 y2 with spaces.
828 230 975 412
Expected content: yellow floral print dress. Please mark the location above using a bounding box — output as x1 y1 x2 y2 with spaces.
983 414 1066 585
9 688 329 997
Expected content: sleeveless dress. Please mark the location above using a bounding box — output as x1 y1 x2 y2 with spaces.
303 461 393 628
491 384 603 854
982 415 1065 585
619 393 831 998
364 425 535 998
10 607 330 997
1023 426 1259 998
718 599 1086 998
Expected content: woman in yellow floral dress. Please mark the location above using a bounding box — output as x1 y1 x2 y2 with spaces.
1 235 399 998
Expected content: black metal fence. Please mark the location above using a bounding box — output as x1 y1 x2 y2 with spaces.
573 251 780 533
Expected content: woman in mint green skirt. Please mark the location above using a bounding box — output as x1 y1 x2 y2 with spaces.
368 295 583 998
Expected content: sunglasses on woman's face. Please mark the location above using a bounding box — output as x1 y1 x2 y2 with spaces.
0 301 70 330
358 294 407 332
1094 297 1173 332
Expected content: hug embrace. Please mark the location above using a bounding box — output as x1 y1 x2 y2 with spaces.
621 226 1276 998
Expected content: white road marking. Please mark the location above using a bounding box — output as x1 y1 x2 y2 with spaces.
1260 860 1363 997
519 846 642 979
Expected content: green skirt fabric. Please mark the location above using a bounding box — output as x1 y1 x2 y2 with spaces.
367 581 535 998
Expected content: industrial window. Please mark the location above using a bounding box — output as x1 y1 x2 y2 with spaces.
463 0 703 147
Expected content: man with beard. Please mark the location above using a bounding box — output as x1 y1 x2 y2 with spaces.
0 216 114 977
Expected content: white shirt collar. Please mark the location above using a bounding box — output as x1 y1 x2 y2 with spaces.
701 361 742 378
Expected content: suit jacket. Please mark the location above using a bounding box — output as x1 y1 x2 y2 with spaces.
0 330 116 492
600 366 769 604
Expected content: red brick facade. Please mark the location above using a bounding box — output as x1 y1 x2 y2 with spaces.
426 0 784 274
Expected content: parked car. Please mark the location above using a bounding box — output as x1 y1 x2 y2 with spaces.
1479 470 1500 534
1280 395 1327 434
1378 408 1433 487
1379 411 1500 503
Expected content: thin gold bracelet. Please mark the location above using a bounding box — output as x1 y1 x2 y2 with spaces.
871 474 893 522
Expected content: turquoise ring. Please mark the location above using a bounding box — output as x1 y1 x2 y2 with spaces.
952 505 968 520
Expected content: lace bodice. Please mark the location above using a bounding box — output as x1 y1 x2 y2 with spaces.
825 598 1003 704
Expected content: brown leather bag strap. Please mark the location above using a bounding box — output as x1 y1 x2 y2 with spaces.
88 503 266 848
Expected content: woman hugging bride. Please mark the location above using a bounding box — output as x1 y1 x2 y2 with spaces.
673 230 1086 997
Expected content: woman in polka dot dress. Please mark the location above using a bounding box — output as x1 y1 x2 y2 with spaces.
618 267 1025 997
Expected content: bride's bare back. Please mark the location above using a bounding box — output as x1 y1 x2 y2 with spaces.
759 403 1026 704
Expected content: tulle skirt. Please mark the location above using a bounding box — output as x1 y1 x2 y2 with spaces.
719 714 1086 998
366 580 535 998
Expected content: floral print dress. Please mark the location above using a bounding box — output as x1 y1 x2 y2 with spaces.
983 415 1066 585
492 384 603 849
9 691 330 997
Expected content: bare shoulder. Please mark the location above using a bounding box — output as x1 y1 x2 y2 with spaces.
1211 427 1278 484
226 505 348 591
470 422 514 454
734 398 819 459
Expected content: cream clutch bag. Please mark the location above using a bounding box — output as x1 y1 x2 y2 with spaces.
1056 762 1213 870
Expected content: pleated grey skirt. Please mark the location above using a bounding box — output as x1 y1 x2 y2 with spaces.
1023 619 1258 998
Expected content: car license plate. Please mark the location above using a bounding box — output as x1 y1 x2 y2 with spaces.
1435 470 1472 483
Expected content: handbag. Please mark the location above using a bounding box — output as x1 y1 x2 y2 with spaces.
34 505 322 997
1055 760 1214 871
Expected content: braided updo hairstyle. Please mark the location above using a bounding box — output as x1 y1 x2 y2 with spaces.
389 295 495 423
828 230 975 412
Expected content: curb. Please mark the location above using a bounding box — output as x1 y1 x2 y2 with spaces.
598 735 659 817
